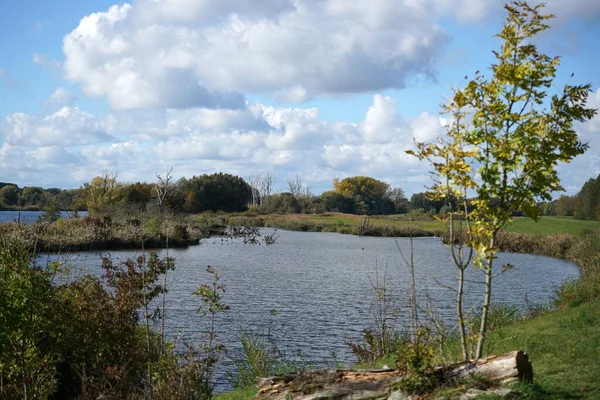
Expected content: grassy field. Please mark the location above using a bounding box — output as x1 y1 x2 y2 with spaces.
258 213 599 237
505 216 600 236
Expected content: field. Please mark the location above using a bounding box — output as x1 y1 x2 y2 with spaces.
504 216 600 236
259 213 599 237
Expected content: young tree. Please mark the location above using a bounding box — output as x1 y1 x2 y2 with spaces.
409 1 597 360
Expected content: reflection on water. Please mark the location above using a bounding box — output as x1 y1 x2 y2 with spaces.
52 229 579 391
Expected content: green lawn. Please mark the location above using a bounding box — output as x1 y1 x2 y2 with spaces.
505 216 600 236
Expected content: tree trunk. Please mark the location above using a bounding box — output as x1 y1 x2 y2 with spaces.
476 234 496 359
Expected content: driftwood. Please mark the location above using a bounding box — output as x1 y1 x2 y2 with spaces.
254 351 532 400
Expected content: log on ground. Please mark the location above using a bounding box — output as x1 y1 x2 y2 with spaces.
254 350 533 400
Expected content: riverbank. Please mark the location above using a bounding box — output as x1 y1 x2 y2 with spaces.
217 299 600 400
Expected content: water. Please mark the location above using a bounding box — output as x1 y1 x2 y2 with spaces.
55 229 579 391
0 210 86 224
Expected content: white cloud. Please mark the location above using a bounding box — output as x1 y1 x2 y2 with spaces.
33 146 80 165
361 95 402 143
32 53 61 71
538 0 600 22
2 91 598 195
4 107 116 147
44 87 77 110
62 0 457 110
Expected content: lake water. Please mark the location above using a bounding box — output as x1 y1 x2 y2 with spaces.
57 228 579 391
0 210 86 224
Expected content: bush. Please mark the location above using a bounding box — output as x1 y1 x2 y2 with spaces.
0 238 223 399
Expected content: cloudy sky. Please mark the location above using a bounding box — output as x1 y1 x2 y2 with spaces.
1 0 599 196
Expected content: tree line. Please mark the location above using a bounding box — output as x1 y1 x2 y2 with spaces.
3 171 598 220
537 173 600 220
0 171 449 217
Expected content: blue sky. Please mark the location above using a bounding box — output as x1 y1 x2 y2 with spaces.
0 0 599 197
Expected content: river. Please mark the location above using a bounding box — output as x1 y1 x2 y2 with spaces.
56 228 579 391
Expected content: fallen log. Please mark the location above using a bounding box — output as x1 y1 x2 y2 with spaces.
255 369 406 400
254 351 532 400
448 350 533 384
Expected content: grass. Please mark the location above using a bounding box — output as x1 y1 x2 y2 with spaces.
479 300 600 399
505 216 600 236
215 386 258 400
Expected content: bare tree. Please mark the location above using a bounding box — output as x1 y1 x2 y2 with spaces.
246 173 263 206
247 172 276 206
155 166 174 214
262 172 276 200
287 174 303 198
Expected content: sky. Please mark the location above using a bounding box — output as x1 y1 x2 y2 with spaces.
0 0 599 197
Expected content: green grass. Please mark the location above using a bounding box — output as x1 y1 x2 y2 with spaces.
263 213 600 237
505 216 600 236
469 300 600 399
215 386 258 400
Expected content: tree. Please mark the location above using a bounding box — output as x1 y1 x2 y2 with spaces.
575 175 600 220
180 173 252 213
385 187 409 214
247 172 276 206
154 166 174 214
0 185 19 206
333 176 391 214
554 194 576 217
286 174 313 213
409 1 597 360
84 168 123 215
319 191 357 214
18 186 45 208
122 182 153 212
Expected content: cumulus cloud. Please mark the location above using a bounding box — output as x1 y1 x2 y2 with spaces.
2 90 598 195
4 107 116 147
61 0 460 110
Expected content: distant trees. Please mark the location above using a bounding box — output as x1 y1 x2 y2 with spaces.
247 172 276 207
83 169 123 215
333 176 394 214
0 185 19 206
553 195 576 217
575 175 600 220
18 186 45 208
179 173 252 213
